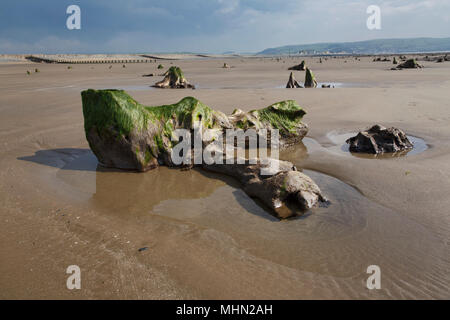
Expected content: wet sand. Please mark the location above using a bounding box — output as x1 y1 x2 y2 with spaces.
0 56 449 299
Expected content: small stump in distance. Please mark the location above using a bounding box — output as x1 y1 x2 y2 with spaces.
286 72 303 88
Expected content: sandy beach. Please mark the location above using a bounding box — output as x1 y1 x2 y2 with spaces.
0 56 449 299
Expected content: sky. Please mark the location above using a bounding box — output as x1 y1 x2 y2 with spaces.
0 0 449 54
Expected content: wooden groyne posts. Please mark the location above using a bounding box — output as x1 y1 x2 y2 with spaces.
24 55 154 64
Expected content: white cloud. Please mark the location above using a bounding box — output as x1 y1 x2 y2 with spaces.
382 0 450 15
216 0 240 14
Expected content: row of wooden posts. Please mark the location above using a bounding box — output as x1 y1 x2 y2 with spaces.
53 59 153 64
26 55 155 64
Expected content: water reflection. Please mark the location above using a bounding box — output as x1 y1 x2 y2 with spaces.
279 140 309 164
91 140 309 218
91 166 227 217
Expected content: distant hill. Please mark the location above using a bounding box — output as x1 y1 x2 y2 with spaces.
258 37 450 55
